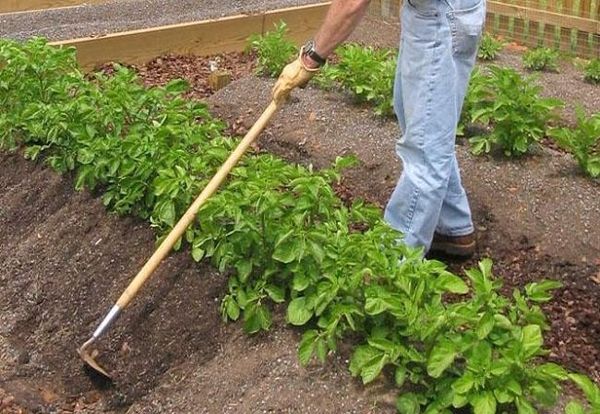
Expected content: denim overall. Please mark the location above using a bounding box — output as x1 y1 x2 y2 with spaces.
384 0 486 252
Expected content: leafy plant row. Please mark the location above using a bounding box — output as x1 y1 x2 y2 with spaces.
248 22 397 117
1 38 599 413
249 23 600 177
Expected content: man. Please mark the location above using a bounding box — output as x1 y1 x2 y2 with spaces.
273 0 486 258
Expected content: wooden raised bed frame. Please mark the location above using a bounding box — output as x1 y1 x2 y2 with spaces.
49 3 331 71
0 0 108 14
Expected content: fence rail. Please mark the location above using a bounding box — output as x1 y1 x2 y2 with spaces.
369 0 600 58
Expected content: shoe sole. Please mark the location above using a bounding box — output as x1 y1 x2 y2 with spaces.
430 241 476 258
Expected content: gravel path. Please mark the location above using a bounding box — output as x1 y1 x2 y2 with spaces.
0 0 325 41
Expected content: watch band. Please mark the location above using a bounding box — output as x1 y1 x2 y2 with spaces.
302 40 327 67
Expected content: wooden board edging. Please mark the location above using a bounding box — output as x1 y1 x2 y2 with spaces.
51 3 332 71
0 0 108 14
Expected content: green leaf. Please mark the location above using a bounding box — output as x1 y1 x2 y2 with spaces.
396 393 421 414
292 272 310 291
521 325 543 358
537 363 568 381
437 272 469 294
165 78 189 94
493 314 513 329
272 231 302 263
515 397 537 414
265 284 285 303
506 379 523 396
243 308 261 334
315 338 328 362
530 383 557 407
159 201 176 226
494 388 513 404
476 312 495 339
452 373 475 394
469 341 492 370
525 280 562 303
364 296 389 315
77 148 95 164
257 306 271 330
191 247 205 262
565 401 585 414
287 297 313 326
235 260 252 283
349 345 380 377
225 298 240 321
490 359 510 376
395 366 407 387
471 391 497 414
349 341 394 383
569 373 600 404
298 330 318 366
452 393 469 408
360 353 387 384
427 340 457 378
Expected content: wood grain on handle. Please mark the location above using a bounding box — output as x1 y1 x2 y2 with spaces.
115 100 280 309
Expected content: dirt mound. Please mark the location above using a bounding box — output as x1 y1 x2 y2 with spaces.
0 152 389 413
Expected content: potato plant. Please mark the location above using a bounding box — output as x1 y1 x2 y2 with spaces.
478 33 504 61
467 66 564 156
321 43 397 116
247 26 397 117
458 67 489 136
1 37 598 414
549 109 600 178
583 58 600 84
523 47 560 72
247 21 297 77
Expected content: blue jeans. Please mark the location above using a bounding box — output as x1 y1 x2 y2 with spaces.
384 0 486 252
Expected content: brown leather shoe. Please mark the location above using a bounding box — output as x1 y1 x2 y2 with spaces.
430 232 476 258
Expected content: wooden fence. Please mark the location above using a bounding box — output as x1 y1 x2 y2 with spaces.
369 0 600 58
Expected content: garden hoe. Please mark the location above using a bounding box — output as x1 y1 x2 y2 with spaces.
78 100 280 379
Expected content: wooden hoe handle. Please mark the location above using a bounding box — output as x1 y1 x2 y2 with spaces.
115 100 280 309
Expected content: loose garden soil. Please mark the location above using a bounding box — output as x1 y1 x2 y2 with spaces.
1 14 599 414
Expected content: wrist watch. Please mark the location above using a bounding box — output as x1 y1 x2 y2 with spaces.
302 40 327 67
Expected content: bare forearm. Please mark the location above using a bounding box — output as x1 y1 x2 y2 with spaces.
313 0 371 57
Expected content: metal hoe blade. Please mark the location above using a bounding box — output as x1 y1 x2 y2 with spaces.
78 337 112 379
